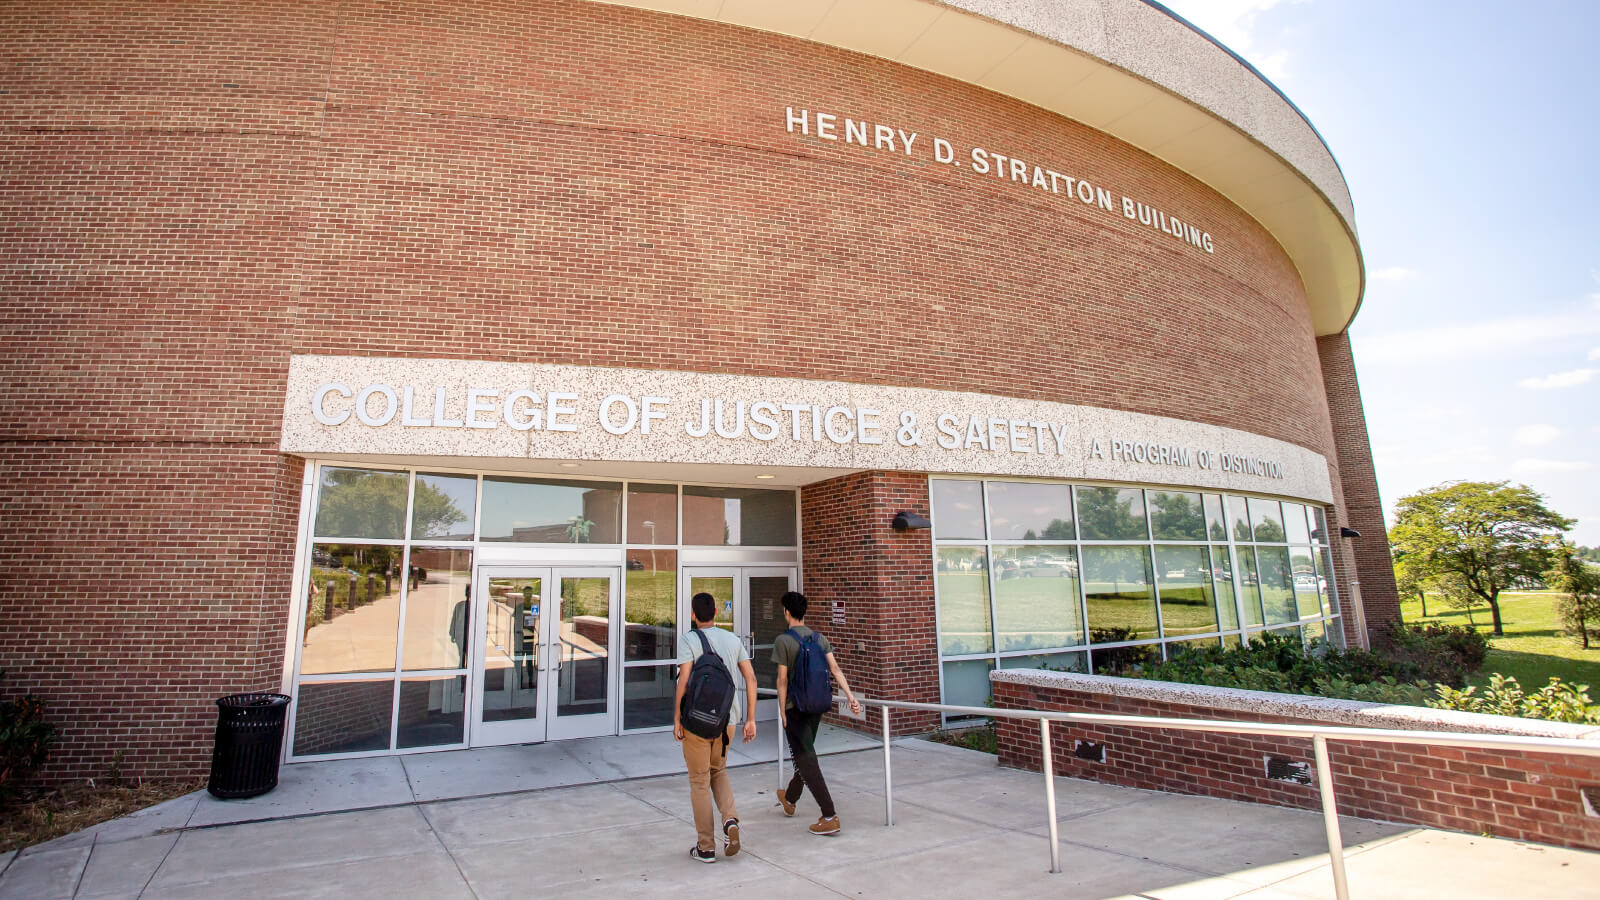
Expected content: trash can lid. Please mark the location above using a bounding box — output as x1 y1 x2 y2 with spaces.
216 692 291 709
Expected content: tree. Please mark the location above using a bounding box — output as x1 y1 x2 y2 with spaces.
1393 552 1430 619
1544 543 1600 649
1389 481 1574 635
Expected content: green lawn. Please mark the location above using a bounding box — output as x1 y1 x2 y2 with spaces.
1400 590 1600 694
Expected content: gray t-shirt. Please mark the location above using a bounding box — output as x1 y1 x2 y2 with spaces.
771 625 833 710
677 625 750 721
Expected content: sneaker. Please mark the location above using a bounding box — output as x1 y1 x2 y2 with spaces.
723 818 740 857
778 796 796 817
689 845 716 863
809 815 841 836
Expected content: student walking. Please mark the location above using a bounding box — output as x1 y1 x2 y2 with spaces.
772 590 861 836
674 591 759 863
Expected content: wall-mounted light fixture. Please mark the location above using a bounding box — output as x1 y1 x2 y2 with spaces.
891 511 931 531
1339 526 1361 539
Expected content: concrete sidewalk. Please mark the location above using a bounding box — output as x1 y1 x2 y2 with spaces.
2 738 1596 898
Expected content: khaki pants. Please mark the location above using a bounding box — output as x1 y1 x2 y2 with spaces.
682 723 738 852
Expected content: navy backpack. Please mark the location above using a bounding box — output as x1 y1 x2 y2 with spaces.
786 627 833 715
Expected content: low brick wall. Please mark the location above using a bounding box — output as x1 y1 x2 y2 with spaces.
991 670 1600 851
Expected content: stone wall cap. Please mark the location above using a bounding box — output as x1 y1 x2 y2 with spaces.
990 668 1600 741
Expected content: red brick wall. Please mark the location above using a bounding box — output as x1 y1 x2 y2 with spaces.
994 678 1600 852
1318 333 1401 640
801 472 940 734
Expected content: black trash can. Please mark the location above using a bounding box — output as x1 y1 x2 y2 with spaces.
208 692 291 799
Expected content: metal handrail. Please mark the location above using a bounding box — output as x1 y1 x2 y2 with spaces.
760 689 1600 900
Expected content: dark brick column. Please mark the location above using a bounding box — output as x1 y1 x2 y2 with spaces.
800 471 940 735
1317 332 1401 641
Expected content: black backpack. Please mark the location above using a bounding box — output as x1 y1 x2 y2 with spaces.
786 627 833 715
680 629 736 739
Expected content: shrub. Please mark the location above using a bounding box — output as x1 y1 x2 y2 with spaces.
0 673 56 799
1432 674 1600 725
1372 623 1489 687
1132 632 1434 705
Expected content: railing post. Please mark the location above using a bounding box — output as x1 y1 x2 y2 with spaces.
1313 735 1349 900
881 703 893 826
1041 718 1060 874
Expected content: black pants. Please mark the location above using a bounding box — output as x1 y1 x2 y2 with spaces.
783 708 835 818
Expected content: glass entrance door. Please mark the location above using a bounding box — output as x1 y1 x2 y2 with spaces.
682 566 796 720
470 566 619 745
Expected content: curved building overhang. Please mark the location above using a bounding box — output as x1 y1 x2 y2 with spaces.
588 0 1365 335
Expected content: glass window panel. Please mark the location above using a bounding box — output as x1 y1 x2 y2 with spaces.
1282 503 1311 545
626 483 678 544
1326 616 1345 648
748 575 791 693
1291 548 1320 619
1256 546 1296 625
625 549 677 661
395 676 466 748
1148 490 1207 541
941 658 995 710
411 473 476 541
1271 624 1303 644
1203 494 1228 541
688 575 735 632
1154 545 1217 637
1168 636 1220 658
992 546 1082 651
682 486 796 545
1075 487 1148 541
999 651 1087 673
936 548 993 654
1210 545 1239 631
931 480 985 540
1301 619 1327 649
481 576 543 722
1227 495 1253 543
1316 549 1335 616
557 576 612 718
401 548 473 671
480 477 621 543
1090 642 1158 675
1221 632 1242 650
302 543 402 675
986 481 1074 540
1082 546 1157 641
1248 498 1286 543
1310 507 1329 544
1236 547 1264 627
623 664 678 730
292 679 393 756
314 467 408 540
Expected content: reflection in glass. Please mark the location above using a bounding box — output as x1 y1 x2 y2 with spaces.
1291 548 1320 619
1148 490 1207 541
1256 546 1296 625
1222 632 1242 650
315 467 408 540
749 575 791 693
1203 494 1228 541
1310 507 1329 544
303 542 402 675
1083 546 1157 641
688 576 735 632
1168 636 1220 657
936 548 993 654
623 664 678 730
411 473 476 541
401 548 472 671
999 651 1087 672
626 483 678 544
1316 549 1335 616
931 479 985 540
992 546 1082 651
396 676 466 748
987 481 1074 540
942 658 995 710
682 487 796 545
1210 545 1239 630
624 549 677 661
1249 498 1286 543
1282 503 1311 545
1076 487 1148 541
1154 545 1217 637
481 576 542 723
1228 495 1252 543
557 576 612 718
1237 547 1264 627
480 477 621 543
293 680 393 755
1091 642 1158 675
1302 619 1327 648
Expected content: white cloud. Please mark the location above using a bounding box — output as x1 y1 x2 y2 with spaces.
1355 304 1600 364
1515 424 1563 446
1370 266 1417 281
1159 0 1304 77
1512 458 1594 474
1518 368 1597 390
1588 347 1600 361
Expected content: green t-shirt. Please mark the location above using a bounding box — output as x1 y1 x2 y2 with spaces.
771 625 833 710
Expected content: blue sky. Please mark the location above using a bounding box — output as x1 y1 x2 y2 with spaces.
1159 0 1600 546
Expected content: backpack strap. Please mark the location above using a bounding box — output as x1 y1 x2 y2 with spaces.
694 627 711 656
